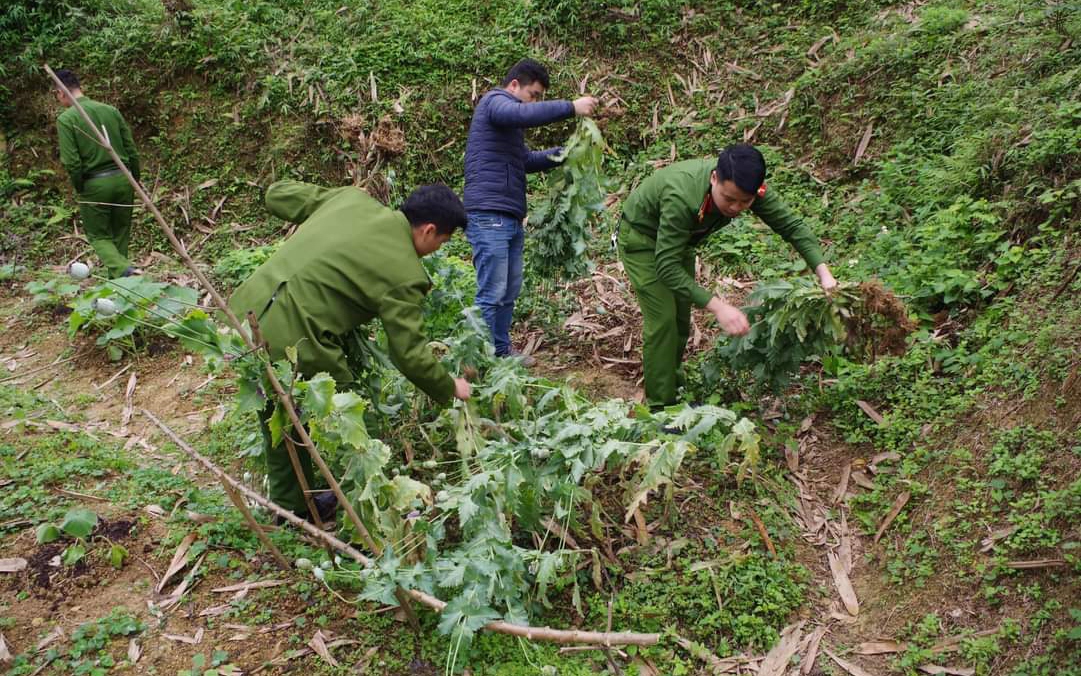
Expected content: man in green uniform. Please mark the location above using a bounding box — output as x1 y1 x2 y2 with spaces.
229 180 472 522
54 69 142 278
619 143 838 408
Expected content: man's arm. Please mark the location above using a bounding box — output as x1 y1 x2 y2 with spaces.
524 146 563 173
486 96 574 129
653 190 713 308
751 191 825 270
264 181 342 224
117 113 140 182
379 281 457 404
57 118 84 193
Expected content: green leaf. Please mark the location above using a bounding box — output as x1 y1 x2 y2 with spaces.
60 508 98 539
62 542 87 566
109 544 128 569
303 372 337 417
36 523 61 544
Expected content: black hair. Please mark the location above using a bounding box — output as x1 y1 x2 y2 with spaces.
715 143 767 195
55 68 81 90
401 184 467 235
501 58 550 89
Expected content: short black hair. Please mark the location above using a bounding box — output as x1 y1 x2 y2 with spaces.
54 69 80 90
501 58 550 89
401 184 467 235
715 144 767 195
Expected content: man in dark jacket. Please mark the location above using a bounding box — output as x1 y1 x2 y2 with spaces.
463 58 597 364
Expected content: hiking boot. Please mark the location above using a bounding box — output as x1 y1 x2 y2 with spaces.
505 349 536 368
275 492 338 527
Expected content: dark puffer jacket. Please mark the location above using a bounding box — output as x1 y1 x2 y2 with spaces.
463 88 575 219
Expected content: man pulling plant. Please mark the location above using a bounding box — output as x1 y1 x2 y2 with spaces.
463 58 598 365
53 69 143 278
618 143 838 408
229 181 473 523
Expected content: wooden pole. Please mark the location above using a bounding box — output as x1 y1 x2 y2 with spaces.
144 409 663 647
45 64 411 616
220 480 291 570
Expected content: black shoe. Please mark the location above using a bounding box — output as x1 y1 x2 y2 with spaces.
121 266 143 277
312 492 338 523
274 492 338 526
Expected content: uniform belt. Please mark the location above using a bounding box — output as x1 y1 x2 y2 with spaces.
85 167 123 180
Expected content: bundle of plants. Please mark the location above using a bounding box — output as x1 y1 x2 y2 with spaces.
714 278 915 391
267 310 762 670
528 118 612 281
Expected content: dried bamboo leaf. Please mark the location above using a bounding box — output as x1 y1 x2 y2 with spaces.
833 463 852 504
156 532 197 593
0 558 27 573
827 551 859 616
874 491 911 544
856 640 906 654
211 579 288 593
918 665 975 675
824 647 876 676
801 626 828 675
855 400 884 425
127 638 141 664
759 621 805 676
1005 559 1066 569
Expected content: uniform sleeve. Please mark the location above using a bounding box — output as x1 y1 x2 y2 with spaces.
525 146 563 173
653 189 714 308
264 181 339 224
57 117 84 193
117 114 140 182
379 281 456 404
486 97 575 129
751 191 825 269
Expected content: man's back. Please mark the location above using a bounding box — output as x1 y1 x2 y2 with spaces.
58 98 138 178
230 182 428 342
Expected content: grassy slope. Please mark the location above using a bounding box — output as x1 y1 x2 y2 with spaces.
2 0 1080 674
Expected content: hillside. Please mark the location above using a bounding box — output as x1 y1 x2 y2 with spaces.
1 0 1080 674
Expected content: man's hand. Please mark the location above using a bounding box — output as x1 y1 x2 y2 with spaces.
706 297 750 336
453 377 472 400
815 263 838 294
572 96 598 117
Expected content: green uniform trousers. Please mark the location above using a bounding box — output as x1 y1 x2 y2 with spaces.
79 174 134 277
618 224 696 408
257 402 316 514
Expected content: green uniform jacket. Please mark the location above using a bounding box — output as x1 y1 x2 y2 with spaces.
621 158 825 308
57 96 140 193
228 181 456 403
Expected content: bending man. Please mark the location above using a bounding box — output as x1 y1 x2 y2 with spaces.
618 144 838 408
229 181 472 523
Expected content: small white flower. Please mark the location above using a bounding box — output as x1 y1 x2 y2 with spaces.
320 559 333 570
334 555 342 566
847 258 859 266
294 557 313 570
313 567 325 581
880 225 889 234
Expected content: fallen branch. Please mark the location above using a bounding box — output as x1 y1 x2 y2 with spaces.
144 410 665 647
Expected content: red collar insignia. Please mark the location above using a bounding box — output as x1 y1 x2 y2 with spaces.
697 190 713 224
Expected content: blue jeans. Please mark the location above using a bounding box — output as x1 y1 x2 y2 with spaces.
466 211 524 356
